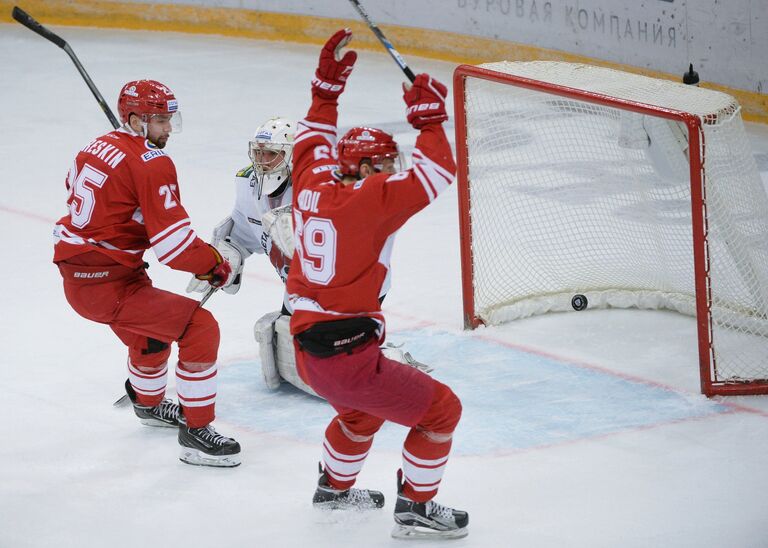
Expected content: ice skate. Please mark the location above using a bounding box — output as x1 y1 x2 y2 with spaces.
123 379 180 428
312 463 385 510
178 421 241 468
381 342 434 374
391 470 468 540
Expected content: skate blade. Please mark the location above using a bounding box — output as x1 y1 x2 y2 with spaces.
391 524 468 540
312 500 383 511
139 418 178 428
179 448 241 468
113 394 131 407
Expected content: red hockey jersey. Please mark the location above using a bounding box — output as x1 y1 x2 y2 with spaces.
53 129 216 275
287 95 456 337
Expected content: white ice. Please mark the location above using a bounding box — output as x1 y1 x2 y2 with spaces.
2 24 768 548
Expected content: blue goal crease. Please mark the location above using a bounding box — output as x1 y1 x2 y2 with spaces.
215 328 729 456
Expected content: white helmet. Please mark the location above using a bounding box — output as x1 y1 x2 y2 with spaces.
248 117 296 198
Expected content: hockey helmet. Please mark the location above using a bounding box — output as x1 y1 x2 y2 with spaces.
117 79 182 133
249 117 296 198
337 127 400 177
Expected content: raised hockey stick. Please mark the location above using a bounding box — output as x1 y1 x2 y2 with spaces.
12 6 121 129
347 0 416 83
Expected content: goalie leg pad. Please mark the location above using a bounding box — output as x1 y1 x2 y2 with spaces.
274 315 320 398
254 312 320 397
254 311 283 390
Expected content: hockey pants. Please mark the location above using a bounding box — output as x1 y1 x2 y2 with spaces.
57 252 219 427
296 338 462 502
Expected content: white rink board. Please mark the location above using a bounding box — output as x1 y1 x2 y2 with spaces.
101 0 768 93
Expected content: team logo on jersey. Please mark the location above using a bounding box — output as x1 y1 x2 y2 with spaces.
167 100 178 112
124 85 139 97
142 149 167 162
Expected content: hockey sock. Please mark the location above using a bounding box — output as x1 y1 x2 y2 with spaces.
401 382 462 502
322 412 384 490
127 359 168 408
176 308 220 427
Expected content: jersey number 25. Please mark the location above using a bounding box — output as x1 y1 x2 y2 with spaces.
68 162 108 229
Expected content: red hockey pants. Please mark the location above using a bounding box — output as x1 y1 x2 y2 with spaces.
296 338 462 502
57 252 219 427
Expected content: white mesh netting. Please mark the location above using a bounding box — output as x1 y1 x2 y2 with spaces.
463 61 768 386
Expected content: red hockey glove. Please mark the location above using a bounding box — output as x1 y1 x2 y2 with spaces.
312 28 357 99
195 246 234 288
403 74 449 129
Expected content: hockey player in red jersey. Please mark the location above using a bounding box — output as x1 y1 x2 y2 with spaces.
287 30 468 539
53 79 241 467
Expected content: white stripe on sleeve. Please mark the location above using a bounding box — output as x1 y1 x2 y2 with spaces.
152 222 196 264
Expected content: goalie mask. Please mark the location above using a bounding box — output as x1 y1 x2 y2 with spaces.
117 79 182 135
249 117 296 199
337 127 401 178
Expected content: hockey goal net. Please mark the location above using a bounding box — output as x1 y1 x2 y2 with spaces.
454 61 768 396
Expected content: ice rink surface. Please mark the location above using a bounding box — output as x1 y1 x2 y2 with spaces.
2 24 768 548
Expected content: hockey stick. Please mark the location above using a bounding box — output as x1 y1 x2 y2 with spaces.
199 286 218 307
347 0 416 83
12 6 121 129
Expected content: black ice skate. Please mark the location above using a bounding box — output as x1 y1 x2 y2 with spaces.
391 470 468 540
312 463 385 510
123 379 180 428
178 420 241 468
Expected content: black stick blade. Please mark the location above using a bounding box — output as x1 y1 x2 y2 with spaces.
12 6 67 48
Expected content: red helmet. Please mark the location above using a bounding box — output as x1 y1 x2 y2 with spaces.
337 127 400 177
117 79 179 124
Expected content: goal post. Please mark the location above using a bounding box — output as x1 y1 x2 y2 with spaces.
453 61 768 396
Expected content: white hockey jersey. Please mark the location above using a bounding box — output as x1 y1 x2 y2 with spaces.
228 165 293 280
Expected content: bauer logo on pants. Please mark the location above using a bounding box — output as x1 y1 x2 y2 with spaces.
74 271 109 279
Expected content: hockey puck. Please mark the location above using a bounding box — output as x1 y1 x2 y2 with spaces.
571 294 588 311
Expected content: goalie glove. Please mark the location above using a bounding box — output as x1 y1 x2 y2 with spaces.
312 28 357 100
262 205 295 258
211 216 235 246
186 238 246 295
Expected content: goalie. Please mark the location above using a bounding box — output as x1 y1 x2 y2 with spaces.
186 117 299 383
256 126 433 396
188 118 428 397
188 116 295 297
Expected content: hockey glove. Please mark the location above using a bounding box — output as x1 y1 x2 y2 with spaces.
403 74 449 129
195 245 234 289
262 204 295 258
187 217 238 294
312 28 357 100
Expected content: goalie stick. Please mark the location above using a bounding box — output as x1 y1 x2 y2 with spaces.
347 0 415 83
12 5 120 129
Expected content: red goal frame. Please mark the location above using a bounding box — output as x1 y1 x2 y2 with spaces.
453 63 768 396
